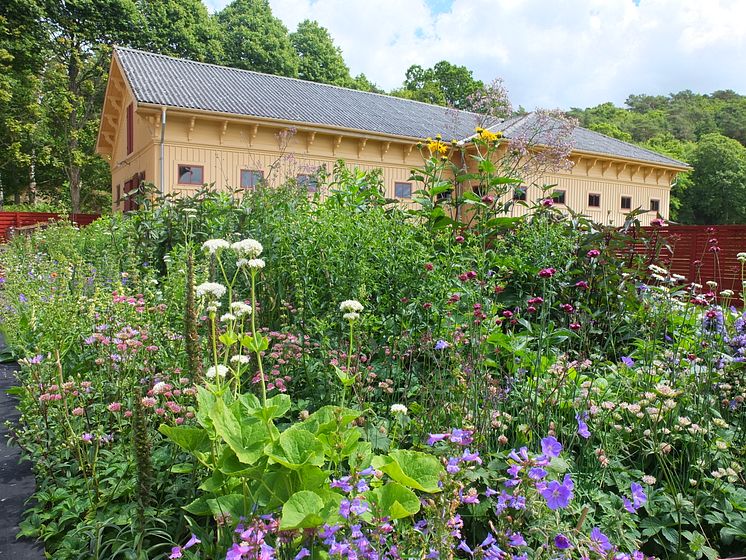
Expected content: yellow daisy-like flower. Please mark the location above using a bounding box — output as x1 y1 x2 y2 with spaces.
479 129 500 143
427 139 449 156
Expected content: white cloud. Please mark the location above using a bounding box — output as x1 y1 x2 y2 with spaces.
207 0 746 109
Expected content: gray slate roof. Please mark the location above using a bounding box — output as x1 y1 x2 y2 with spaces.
115 47 687 168
489 114 687 167
115 47 489 140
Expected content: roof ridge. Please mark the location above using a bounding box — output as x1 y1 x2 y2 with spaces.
113 46 487 120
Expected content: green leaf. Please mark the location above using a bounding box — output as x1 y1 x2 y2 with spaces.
207 494 246 520
300 405 361 435
367 482 420 519
159 424 210 453
373 450 444 493
334 365 355 387
170 462 195 473
265 425 325 470
210 398 268 464
280 491 325 530
183 497 211 516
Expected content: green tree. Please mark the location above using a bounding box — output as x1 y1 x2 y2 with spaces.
290 20 350 85
216 0 298 76
40 0 144 212
0 0 49 205
136 0 223 63
587 122 632 142
394 61 483 109
350 73 383 93
678 133 746 224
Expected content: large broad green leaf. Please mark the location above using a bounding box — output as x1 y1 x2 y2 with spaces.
219 448 267 479
196 386 216 429
367 482 420 519
373 450 444 493
265 425 324 470
183 496 211 516
257 394 292 421
300 405 360 435
210 398 268 464
280 491 325 530
251 469 294 509
159 424 210 453
207 494 246 520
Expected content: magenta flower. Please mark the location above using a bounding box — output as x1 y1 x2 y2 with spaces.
427 433 450 445
538 267 556 278
586 249 600 258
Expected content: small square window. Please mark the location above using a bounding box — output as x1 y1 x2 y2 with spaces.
395 182 412 199
241 169 263 189
552 190 566 205
588 193 600 207
650 199 660 212
621 196 632 210
178 165 204 185
297 174 317 192
513 187 527 201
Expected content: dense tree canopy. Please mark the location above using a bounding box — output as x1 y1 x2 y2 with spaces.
290 20 350 86
136 0 223 63
216 0 298 76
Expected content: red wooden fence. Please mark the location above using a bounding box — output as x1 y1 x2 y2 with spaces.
638 224 746 298
0 212 100 242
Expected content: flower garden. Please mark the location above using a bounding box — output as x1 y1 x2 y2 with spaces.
1 137 745 560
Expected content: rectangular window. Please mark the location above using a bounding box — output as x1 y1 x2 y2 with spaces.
621 196 632 210
240 169 264 189
552 190 566 205
178 165 204 185
588 193 601 207
395 182 412 199
513 187 527 201
126 103 134 155
297 174 317 192
650 199 660 212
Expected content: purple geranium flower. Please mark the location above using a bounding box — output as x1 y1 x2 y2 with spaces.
621 356 635 367
294 548 310 560
554 533 572 550
590 527 612 553
508 532 527 547
528 467 547 480
541 435 563 458
435 340 450 350
624 482 648 513
576 413 591 439
539 479 573 510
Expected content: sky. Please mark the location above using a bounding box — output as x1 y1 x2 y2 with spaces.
203 0 746 111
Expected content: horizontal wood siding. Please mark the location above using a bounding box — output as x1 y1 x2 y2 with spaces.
0 212 100 242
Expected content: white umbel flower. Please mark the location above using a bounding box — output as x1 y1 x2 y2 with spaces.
196 282 226 299
343 312 360 322
202 239 230 254
206 364 229 378
231 302 252 317
230 355 250 364
220 313 236 322
247 258 265 269
736 252 746 263
339 300 364 313
231 238 263 258
390 404 408 415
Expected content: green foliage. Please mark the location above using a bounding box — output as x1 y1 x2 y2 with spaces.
679 133 746 224
216 0 299 76
290 20 351 86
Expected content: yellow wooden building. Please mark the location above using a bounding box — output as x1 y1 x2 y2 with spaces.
96 47 688 224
